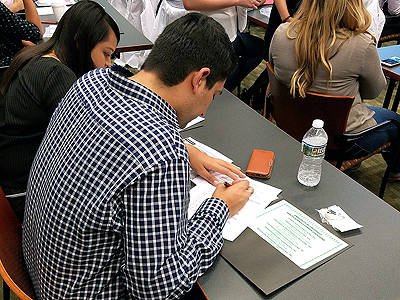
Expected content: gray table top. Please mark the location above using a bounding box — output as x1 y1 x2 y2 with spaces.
247 6 271 29
181 90 400 300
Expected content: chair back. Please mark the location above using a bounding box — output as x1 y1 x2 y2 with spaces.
266 62 355 150
0 188 36 300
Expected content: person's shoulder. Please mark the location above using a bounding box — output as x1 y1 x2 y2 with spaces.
273 22 293 41
271 22 293 49
35 56 69 68
276 22 290 34
18 56 71 78
34 57 76 79
26 56 66 70
353 32 377 46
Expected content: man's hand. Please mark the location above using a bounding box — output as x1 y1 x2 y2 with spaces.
186 143 245 186
213 180 253 217
238 0 265 9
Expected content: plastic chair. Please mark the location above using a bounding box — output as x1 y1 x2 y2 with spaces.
0 187 36 300
265 62 400 198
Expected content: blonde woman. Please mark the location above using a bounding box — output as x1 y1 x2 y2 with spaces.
269 0 400 181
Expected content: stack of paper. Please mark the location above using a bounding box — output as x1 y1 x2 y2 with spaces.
186 137 282 241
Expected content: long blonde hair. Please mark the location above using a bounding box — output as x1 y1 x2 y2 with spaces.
287 0 373 97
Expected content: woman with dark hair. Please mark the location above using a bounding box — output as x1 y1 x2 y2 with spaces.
0 0 120 220
0 0 43 69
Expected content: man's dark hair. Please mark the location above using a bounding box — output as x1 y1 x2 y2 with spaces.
142 12 238 89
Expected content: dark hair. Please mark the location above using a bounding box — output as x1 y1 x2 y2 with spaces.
0 0 120 94
142 12 237 89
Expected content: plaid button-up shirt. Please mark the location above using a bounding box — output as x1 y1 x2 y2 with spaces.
23 65 229 299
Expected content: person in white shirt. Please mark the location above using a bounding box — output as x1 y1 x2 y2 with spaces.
151 0 265 92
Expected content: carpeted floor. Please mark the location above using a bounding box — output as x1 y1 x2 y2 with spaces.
239 24 400 211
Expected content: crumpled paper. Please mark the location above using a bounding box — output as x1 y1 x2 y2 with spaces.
316 205 363 232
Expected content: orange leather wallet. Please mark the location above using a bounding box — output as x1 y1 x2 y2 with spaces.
245 149 275 179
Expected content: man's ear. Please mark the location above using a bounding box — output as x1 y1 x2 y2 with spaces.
192 67 211 93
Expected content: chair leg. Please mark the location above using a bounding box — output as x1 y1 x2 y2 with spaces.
3 279 10 300
383 78 396 110
379 165 391 199
391 84 400 112
263 83 271 119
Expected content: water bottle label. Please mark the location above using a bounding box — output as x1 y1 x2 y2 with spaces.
301 141 327 157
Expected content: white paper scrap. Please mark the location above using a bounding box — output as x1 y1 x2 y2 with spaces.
317 205 363 232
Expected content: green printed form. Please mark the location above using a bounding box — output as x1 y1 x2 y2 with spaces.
249 200 348 269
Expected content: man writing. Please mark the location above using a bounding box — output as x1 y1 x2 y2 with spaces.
23 13 253 299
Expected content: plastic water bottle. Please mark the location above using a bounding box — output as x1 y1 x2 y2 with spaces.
297 119 328 187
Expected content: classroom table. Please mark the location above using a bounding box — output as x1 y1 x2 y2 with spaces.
39 0 153 53
247 6 271 29
181 90 400 300
378 44 400 111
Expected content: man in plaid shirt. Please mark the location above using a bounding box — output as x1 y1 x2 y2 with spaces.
22 13 253 299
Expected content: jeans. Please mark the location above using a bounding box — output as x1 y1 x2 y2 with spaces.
343 106 400 173
224 31 264 92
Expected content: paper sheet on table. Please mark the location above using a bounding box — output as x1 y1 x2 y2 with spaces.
184 137 281 241
184 137 233 163
259 5 272 17
36 0 75 5
43 25 57 38
249 200 348 269
179 116 204 132
37 6 54 15
190 174 281 241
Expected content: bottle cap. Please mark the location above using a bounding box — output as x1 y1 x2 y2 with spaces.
312 119 324 128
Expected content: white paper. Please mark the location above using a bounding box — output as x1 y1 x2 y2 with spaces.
36 0 74 5
317 205 363 232
184 137 233 163
37 6 54 15
43 25 57 38
250 200 348 269
185 137 281 241
180 116 204 132
222 177 281 241
259 6 272 17
189 171 281 241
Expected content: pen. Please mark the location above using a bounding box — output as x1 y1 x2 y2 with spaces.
224 182 232 187
41 21 57 24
